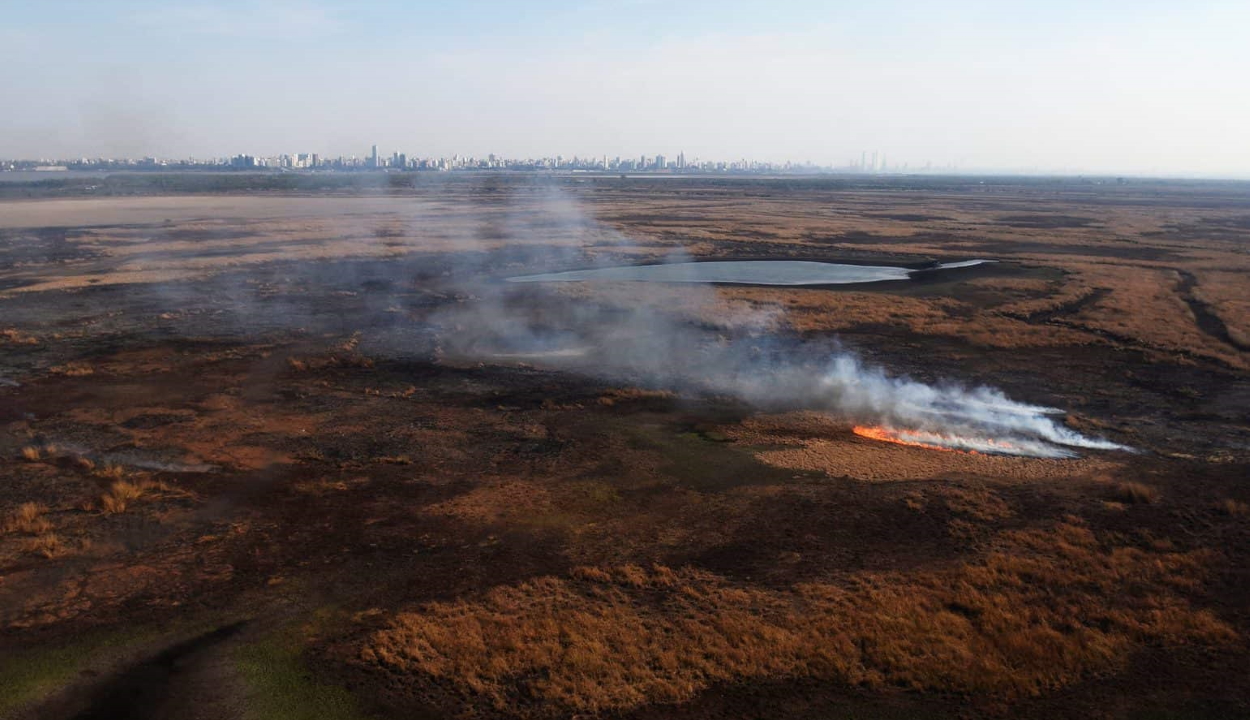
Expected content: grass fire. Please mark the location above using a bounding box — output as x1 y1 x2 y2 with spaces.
0 173 1246 720
852 425 1082 457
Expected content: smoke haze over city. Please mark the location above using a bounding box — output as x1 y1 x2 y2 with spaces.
2 0 1248 177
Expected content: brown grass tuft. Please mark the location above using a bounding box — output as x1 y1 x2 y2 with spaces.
1218 499 1248 517
601 387 677 402
338 354 375 369
1 328 40 345
6 502 52 535
98 479 174 514
293 478 352 495
377 455 413 465
338 334 361 352
1110 481 1160 504
93 463 127 481
100 481 143 514
362 522 1232 716
23 532 66 558
287 353 374 372
48 362 95 377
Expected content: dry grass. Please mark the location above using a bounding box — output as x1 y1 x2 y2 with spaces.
934 485 1014 522
20 444 60 463
1192 270 1250 346
48 362 95 377
0 327 40 345
292 478 362 495
5 502 52 535
707 252 1248 364
601 387 677 401
287 353 374 372
362 520 1233 716
597 387 678 407
92 463 127 481
723 413 1112 483
22 532 67 559
376 455 413 465
338 334 361 352
1218 498 1248 517
714 287 1096 350
995 279 1095 317
98 479 174 514
1110 481 1160 505
1057 264 1247 369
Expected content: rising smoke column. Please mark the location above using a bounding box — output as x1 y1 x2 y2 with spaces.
435 284 1127 458
425 179 1127 459
797 354 1127 457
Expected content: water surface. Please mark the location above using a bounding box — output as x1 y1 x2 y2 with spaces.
508 259 988 286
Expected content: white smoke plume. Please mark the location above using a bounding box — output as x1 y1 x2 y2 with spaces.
428 180 1129 460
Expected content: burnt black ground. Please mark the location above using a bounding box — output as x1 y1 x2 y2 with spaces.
1 174 1248 720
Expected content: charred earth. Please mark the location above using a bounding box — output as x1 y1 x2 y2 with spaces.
1 174 1248 719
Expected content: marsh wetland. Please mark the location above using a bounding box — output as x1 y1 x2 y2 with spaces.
1 173 1248 719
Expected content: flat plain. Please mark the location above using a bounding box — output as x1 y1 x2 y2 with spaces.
1 173 1247 719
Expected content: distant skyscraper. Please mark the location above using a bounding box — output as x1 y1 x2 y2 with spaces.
369 145 378 169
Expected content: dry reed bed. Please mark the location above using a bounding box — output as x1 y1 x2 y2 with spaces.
362 520 1233 716
718 414 1115 483
1192 269 1250 347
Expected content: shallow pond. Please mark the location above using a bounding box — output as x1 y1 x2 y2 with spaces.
507 259 988 286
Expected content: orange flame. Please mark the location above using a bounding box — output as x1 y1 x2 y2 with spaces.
851 425 1034 456
852 426 1070 458
853 425 966 453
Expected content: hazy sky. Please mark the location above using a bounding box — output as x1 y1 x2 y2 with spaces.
2 0 1248 176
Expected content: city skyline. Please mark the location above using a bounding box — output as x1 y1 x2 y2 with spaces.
2 1 1248 177
0 144 1092 177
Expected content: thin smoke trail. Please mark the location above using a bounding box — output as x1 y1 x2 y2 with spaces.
414 178 1129 459
436 297 1128 458
718 351 1127 458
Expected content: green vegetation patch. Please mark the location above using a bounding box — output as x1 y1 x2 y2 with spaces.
0 626 160 718
234 618 366 720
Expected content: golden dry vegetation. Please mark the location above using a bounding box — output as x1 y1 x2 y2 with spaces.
47 362 95 377
1109 481 1161 505
22 533 67 559
0 179 1247 719
1193 270 1250 347
1 327 40 345
720 413 1115 482
5 502 52 536
97 479 174 515
1219 498 1249 517
363 520 1232 716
